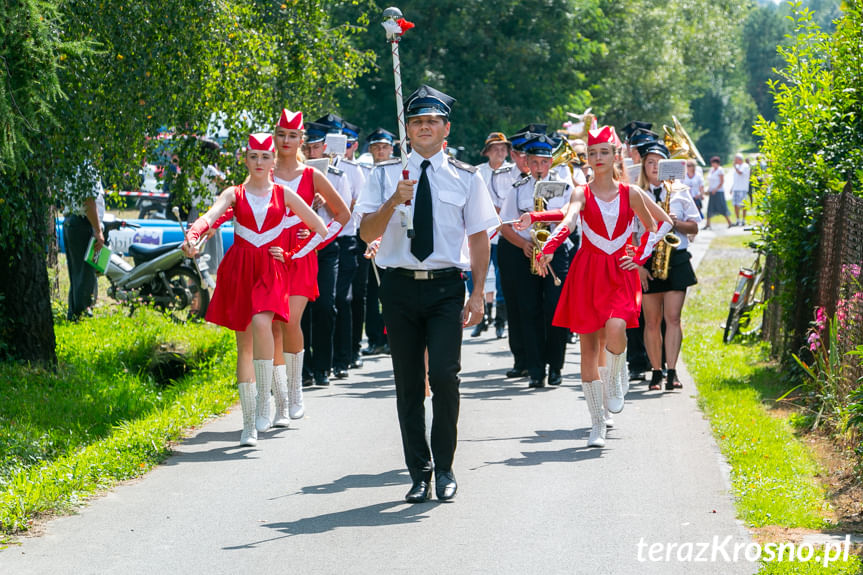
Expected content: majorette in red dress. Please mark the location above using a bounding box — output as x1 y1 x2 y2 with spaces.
205 184 293 331
274 167 319 301
553 183 642 334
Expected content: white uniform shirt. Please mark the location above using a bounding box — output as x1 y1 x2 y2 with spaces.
356 149 499 270
731 162 750 192
477 161 514 245
322 166 352 234
334 157 367 237
499 172 573 242
652 185 703 250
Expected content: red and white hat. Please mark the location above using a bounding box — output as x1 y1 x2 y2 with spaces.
587 125 621 147
278 109 304 131
248 133 275 152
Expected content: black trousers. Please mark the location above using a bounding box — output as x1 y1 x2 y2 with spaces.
63 215 98 320
365 262 386 348
333 235 358 370
303 242 339 375
497 236 570 379
351 236 369 360
379 270 465 481
497 239 527 371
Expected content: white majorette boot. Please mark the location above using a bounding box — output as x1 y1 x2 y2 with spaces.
598 367 614 429
618 347 630 396
237 381 258 447
271 363 291 428
285 350 305 419
604 348 627 414
582 379 606 448
253 359 273 433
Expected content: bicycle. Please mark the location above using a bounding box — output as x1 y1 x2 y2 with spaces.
722 239 767 344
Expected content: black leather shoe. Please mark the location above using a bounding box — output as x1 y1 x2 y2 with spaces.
405 480 431 503
314 371 330 386
349 357 363 369
505 368 528 379
435 471 457 501
629 368 646 381
495 324 505 339
528 376 546 388
361 343 388 356
333 368 349 379
548 370 562 386
302 374 314 387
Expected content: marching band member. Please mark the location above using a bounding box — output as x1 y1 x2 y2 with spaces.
499 133 573 388
518 126 672 448
636 141 701 390
356 129 396 361
493 124 543 379
357 85 498 502
184 133 326 446
473 132 512 338
271 110 350 423
299 120 352 387
314 114 367 380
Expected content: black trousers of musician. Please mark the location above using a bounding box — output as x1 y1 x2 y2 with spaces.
497 238 528 372
379 270 465 481
333 236 358 371
63 215 98 321
499 238 571 380
303 242 339 376
351 236 369 361
364 262 387 348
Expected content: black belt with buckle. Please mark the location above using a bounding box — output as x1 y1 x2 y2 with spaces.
388 267 464 281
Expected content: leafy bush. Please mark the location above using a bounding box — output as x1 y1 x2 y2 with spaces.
753 2 863 357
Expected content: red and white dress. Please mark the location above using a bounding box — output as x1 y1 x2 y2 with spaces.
205 184 292 331
274 167 319 301
553 183 642 334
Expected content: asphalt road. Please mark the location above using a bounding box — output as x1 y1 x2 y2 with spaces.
1 229 756 575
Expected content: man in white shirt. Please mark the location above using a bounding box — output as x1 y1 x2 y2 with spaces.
357 84 498 503
473 132 512 338
731 153 750 226
62 163 105 321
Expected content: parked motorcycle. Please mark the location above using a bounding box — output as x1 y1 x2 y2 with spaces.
101 213 209 322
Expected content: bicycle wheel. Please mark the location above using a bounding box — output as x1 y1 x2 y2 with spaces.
723 277 753 343
739 275 765 337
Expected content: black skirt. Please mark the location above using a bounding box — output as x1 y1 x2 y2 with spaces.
644 249 697 294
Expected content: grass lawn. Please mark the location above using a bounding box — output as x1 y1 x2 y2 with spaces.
0 308 237 536
683 232 861 573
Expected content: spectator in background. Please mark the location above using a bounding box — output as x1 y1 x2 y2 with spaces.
730 153 750 227
63 163 105 321
704 156 732 230
681 159 704 218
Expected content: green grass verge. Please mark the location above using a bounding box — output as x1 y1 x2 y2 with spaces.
0 309 237 534
683 233 862 573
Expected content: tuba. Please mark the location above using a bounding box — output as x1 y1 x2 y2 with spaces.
649 180 682 280
663 116 705 166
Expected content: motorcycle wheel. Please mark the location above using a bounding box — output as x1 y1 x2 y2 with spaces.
159 266 210 323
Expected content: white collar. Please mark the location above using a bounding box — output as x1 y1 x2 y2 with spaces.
409 149 446 172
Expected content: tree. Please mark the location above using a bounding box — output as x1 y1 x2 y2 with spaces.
587 0 755 160
333 0 606 163
0 0 373 365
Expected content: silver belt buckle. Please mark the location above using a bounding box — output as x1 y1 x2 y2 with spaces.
414 270 429 280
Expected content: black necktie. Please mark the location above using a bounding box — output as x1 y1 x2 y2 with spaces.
653 186 662 203
411 160 434 261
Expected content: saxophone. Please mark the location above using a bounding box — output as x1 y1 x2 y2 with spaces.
650 181 682 280
530 193 550 276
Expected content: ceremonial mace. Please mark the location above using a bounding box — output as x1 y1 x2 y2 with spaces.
382 7 415 237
